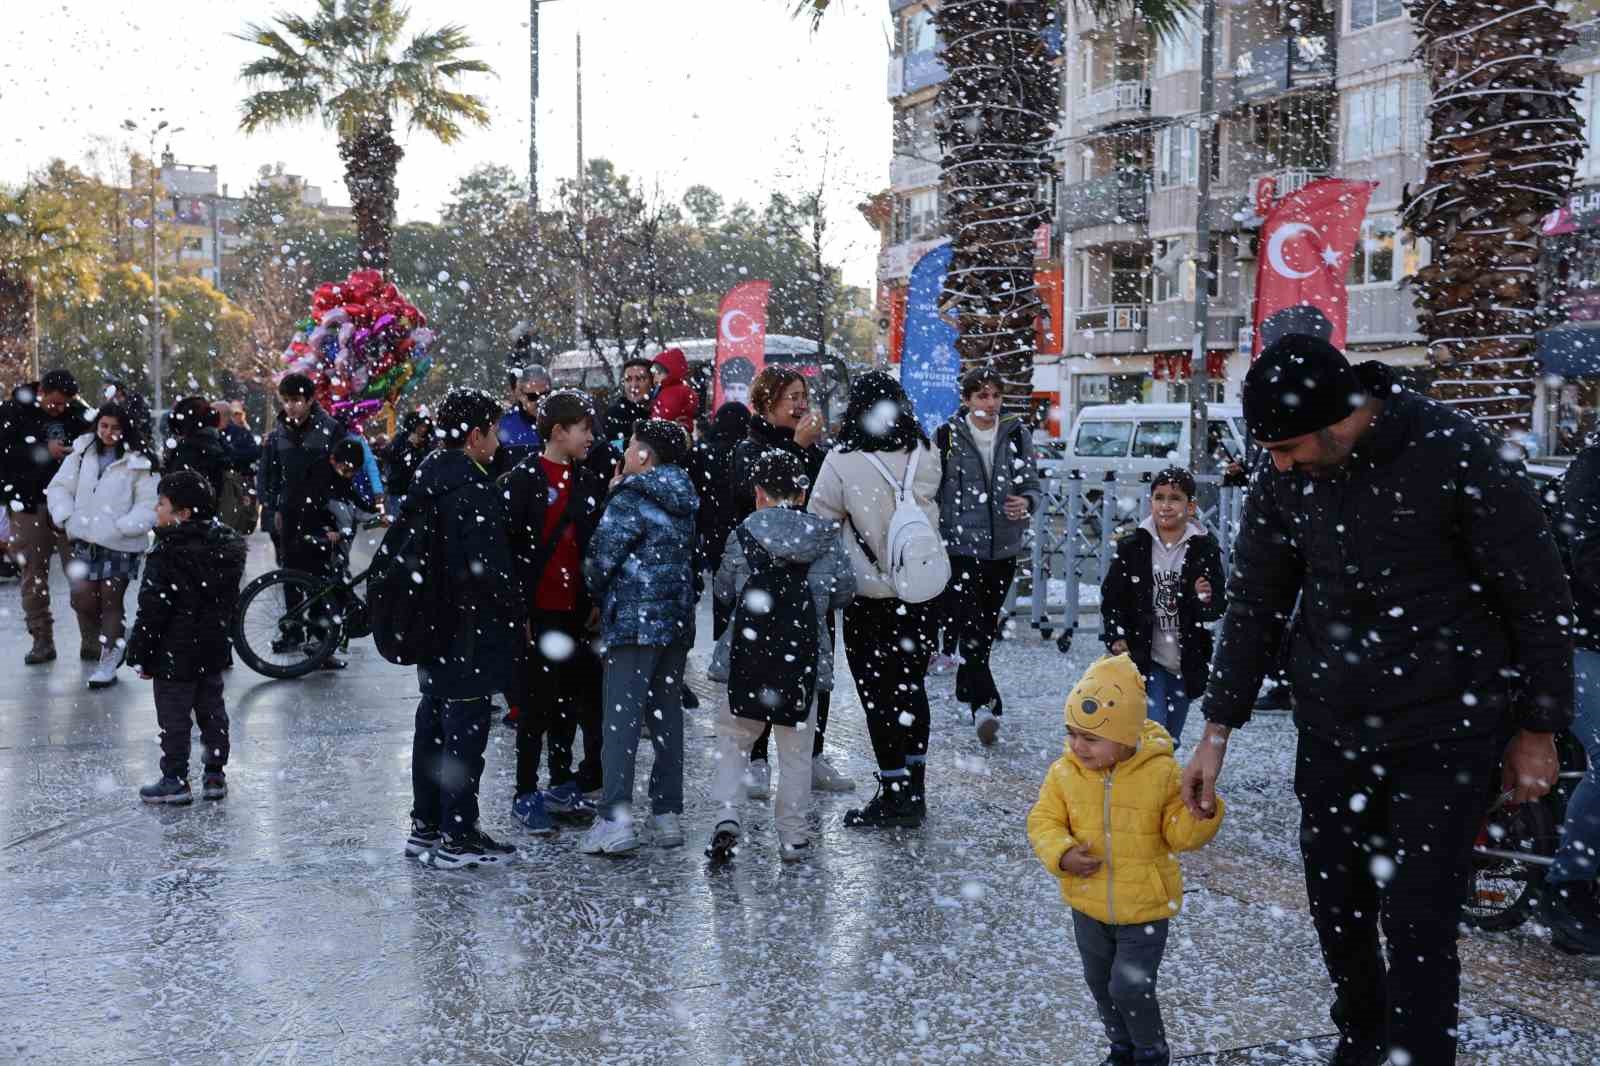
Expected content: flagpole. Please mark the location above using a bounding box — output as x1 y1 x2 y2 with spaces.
1187 0 1219 477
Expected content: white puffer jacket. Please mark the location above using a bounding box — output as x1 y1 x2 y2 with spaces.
45 434 159 553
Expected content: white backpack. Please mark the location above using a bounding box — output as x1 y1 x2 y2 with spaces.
853 447 950 604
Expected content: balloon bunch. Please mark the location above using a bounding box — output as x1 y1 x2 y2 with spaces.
279 268 435 424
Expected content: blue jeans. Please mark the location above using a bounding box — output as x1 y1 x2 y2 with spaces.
1145 666 1191 748
1552 648 1600 884
599 641 689 819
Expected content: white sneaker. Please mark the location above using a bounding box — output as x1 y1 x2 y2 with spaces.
975 706 1000 746
811 754 856 792
578 816 641 855
744 759 772 801
652 812 685 848
87 647 120 690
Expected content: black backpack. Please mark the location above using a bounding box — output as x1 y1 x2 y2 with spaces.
726 526 820 726
367 490 452 665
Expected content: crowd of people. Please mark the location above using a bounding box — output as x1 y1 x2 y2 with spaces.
8 330 1600 1066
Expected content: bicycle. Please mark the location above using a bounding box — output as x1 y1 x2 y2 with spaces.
231 562 372 679
1463 731 1589 932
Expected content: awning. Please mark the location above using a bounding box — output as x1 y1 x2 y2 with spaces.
1536 325 1600 378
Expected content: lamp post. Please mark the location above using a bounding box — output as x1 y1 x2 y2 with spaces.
122 113 183 413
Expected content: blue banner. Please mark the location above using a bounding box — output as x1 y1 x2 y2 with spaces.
901 243 960 434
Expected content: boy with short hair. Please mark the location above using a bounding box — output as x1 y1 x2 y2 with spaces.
259 372 342 562
502 389 608 833
579 419 698 855
126 471 249 805
1100 467 1226 746
705 450 855 862
1027 654 1224 1066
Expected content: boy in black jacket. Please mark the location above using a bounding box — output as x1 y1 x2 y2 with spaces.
126 471 249 805
502 390 608 833
1100 467 1226 746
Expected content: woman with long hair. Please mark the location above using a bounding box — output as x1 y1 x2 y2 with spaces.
807 372 947 827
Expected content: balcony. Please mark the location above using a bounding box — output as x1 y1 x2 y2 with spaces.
1241 168 1331 222
888 50 947 98
1060 171 1151 231
1081 80 1151 119
1074 304 1147 333
1231 35 1334 103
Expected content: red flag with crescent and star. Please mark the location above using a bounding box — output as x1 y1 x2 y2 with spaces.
1252 178 1377 358
712 280 771 411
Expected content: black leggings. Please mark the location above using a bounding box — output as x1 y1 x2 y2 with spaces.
842 597 932 773
751 611 836 763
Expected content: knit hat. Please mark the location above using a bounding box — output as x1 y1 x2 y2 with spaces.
1064 654 1147 749
630 418 689 468
1243 333 1367 444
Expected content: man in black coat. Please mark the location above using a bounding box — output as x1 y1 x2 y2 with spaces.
257 373 343 562
1183 335 1574 1066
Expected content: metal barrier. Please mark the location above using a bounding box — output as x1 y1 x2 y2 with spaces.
1010 465 1244 646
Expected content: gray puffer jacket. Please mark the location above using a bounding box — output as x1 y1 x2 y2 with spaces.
935 414 1041 561
708 506 856 691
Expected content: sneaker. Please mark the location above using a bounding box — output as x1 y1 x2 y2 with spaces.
201 770 227 800
87 646 120 690
1098 1044 1135 1066
511 791 557 835
811 754 856 792
652 812 685 848
843 774 920 828
543 781 598 819
745 759 772 801
426 828 516 869
270 632 303 654
706 819 740 862
780 839 814 864
1540 881 1600 955
975 705 1000 746
404 819 442 858
139 775 193 805
24 637 55 666
928 652 958 675
461 827 516 858
582 786 605 803
579 816 642 855
316 653 348 670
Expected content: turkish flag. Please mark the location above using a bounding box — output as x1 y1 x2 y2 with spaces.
712 280 771 411
1252 178 1377 358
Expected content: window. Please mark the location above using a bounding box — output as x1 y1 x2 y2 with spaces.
1156 125 1200 189
1349 216 1398 285
1153 239 1182 302
907 8 937 53
1577 74 1600 183
1349 0 1404 31
1075 420 1134 457
895 101 938 155
1233 417 1250 444
903 188 940 242
1131 421 1183 459
1155 16 1201 75
1345 82 1402 161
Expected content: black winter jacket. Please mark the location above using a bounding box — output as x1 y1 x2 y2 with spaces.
1559 440 1600 652
124 520 248 681
1206 362 1574 747
410 448 526 699
1101 526 1227 698
164 428 230 497
258 407 342 528
725 417 828 541
690 429 744 572
0 387 94 513
501 453 607 617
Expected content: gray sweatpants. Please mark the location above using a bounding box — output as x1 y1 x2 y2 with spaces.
1072 910 1169 1053
599 641 689 820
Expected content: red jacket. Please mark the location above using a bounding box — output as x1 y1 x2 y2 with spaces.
650 348 700 428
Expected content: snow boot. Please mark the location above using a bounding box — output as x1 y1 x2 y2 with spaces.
706 820 740 863
25 635 56 665
87 646 120 689
907 761 927 821
201 770 227 800
843 773 920 829
140 775 193 805
1098 1044 1134 1066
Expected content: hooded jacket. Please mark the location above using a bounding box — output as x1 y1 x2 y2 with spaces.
0 385 95 513
1101 518 1227 698
45 434 159 554
1206 361 1575 747
584 464 699 648
1026 719 1225 925
410 448 526 698
649 348 700 427
124 520 249 681
708 506 857 691
935 412 1041 561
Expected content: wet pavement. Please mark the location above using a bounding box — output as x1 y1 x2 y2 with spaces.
2 532 1598 1065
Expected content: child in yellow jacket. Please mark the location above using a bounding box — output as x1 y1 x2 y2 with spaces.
1026 653 1224 1066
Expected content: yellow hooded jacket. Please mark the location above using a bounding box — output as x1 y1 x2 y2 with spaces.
1026 720 1225 925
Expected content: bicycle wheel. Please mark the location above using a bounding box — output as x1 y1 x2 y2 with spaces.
1464 795 1558 932
231 569 342 679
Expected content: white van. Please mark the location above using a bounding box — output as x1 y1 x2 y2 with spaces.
1061 403 1248 477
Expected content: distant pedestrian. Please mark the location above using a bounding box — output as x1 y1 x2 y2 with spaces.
649 348 700 431
163 396 230 497
125 471 248 805
579 419 698 855
603 357 655 462
381 409 435 501
691 400 750 594
258 373 343 562
498 366 550 472
1027 653 1223 1066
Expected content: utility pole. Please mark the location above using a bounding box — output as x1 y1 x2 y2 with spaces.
124 113 179 413
530 0 541 216
1186 0 1219 477
574 31 586 350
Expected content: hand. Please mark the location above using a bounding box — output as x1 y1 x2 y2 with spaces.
1003 495 1030 521
1502 730 1558 805
587 607 601 632
1110 639 1129 655
325 531 342 543
1195 577 1213 603
138 671 152 680
47 440 69 461
795 412 824 449
1058 845 1102 877
1181 723 1230 819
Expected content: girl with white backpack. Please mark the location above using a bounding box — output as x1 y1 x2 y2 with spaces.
807 372 949 829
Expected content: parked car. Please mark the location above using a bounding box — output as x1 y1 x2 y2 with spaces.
1060 402 1248 478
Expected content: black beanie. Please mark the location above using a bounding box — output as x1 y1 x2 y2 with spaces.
630 418 689 468
1244 334 1367 444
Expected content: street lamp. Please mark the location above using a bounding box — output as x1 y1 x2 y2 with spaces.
122 112 183 414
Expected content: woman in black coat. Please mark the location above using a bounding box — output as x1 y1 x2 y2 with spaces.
692 402 750 582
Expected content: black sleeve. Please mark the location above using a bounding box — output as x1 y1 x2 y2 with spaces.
124 548 176 672
1195 537 1227 623
1203 471 1305 729
501 465 540 570
1565 447 1600 610
1100 539 1133 648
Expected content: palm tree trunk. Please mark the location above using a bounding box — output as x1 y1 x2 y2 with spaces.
934 0 1059 416
340 116 405 273
1402 0 1582 434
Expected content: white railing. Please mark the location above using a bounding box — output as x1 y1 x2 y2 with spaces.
1074 303 1147 332
1254 168 1329 201
1082 80 1150 117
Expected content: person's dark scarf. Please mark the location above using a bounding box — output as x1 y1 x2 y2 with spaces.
835 370 929 454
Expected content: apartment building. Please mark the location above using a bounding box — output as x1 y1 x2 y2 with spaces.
870 0 1600 450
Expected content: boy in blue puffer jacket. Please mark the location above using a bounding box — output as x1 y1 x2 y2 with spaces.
580 419 699 855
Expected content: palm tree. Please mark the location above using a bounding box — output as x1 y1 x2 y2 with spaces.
237 0 492 273
1401 3 1582 433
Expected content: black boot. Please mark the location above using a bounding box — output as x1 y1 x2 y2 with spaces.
1539 880 1600 956
1099 1043 1134 1066
843 773 919 828
907 761 926 821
